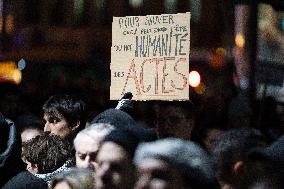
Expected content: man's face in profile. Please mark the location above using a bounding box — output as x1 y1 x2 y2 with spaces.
43 113 72 139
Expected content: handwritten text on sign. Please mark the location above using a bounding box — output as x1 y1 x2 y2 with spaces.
111 13 190 100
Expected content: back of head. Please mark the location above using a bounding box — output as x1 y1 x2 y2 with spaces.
212 127 268 188
91 108 157 142
23 133 71 174
15 113 44 142
43 94 86 129
249 135 284 163
0 84 27 120
50 168 95 189
134 138 217 189
103 129 140 158
153 102 195 139
248 135 284 188
15 113 44 133
154 101 194 119
91 108 136 130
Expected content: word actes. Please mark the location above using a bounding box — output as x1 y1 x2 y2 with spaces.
118 57 189 96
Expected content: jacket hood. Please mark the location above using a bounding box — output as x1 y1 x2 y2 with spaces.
0 113 25 187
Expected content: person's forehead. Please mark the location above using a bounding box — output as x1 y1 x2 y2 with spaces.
75 134 100 152
97 142 128 162
22 128 41 135
53 181 71 189
137 158 169 172
21 129 41 142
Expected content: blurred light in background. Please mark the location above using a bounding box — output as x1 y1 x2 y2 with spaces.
0 17 3 33
235 34 245 47
216 47 226 56
281 18 284 31
17 59 26 71
194 82 205 94
129 0 143 8
0 61 16 70
188 70 201 87
209 47 226 68
6 14 14 34
11 69 22 84
0 61 22 84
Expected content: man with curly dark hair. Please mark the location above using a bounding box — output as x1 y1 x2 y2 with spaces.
22 133 73 184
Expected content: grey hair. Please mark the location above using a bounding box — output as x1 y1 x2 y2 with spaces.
74 123 115 147
134 138 216 186
50 168 95 189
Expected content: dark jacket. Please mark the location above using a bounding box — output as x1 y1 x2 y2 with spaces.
0 113 47 188
3 171 47 189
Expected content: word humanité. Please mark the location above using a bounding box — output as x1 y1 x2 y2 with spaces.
135 32 188 57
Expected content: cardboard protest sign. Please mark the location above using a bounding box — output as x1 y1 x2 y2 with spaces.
110 13 190 100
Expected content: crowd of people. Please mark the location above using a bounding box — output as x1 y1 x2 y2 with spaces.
0 89 283 189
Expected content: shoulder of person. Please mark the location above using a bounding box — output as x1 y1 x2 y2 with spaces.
3 171 47 189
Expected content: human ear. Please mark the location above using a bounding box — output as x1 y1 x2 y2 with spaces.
72 121 80 131
233 161 244 174
28 163 39 174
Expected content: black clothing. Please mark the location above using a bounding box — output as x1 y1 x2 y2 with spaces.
92 108 157 142
0 113 47 188
0 114 25 188
3 171 47 189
